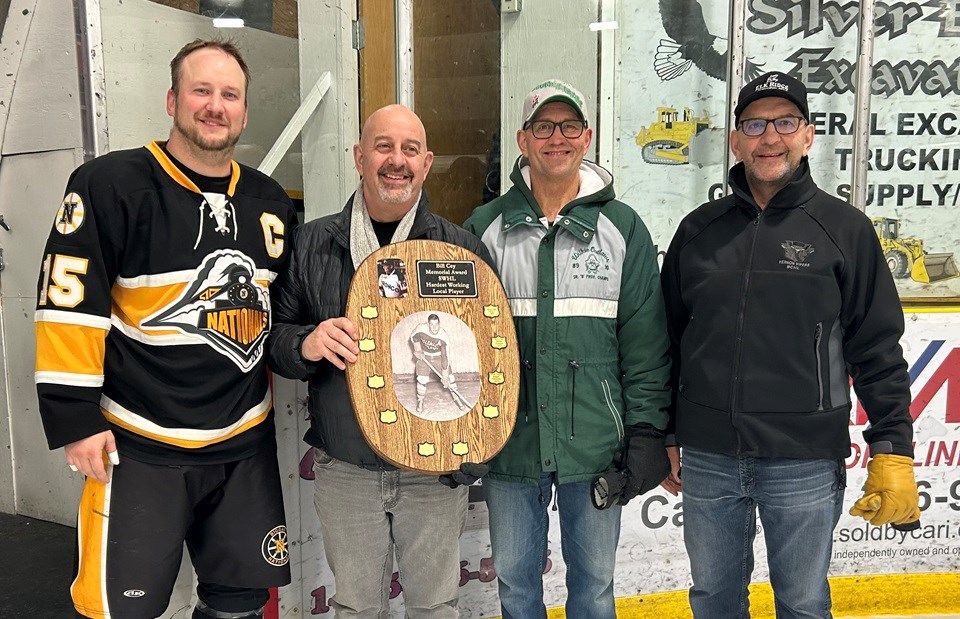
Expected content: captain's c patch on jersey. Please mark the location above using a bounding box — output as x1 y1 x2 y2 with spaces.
55 192 86 235
142 249 270 371
260 213 285 258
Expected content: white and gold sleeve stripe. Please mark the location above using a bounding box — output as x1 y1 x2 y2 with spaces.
36 313 108 380
35 371 104 387
36 309 112 330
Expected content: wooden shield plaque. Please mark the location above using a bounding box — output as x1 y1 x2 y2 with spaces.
345 239 519 473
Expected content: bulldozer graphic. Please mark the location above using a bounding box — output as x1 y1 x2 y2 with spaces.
635 107 711 165
872 217 959 284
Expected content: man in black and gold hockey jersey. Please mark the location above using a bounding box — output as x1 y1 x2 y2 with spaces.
34 39 297 619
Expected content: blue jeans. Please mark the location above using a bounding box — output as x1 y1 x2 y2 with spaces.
485 474 621 619
681 448 845 619
312 448 468 618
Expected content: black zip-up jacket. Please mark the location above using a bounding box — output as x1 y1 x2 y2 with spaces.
268 192 494 469
661 158 913 459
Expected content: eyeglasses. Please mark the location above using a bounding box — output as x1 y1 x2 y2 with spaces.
524 119 588 139
738 116 805 137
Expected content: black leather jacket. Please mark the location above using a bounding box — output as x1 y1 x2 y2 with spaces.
268 192 493 468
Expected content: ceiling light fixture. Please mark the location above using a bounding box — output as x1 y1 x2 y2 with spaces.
212 17 245 28
589 21 618 31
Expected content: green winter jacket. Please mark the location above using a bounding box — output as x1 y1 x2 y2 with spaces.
463 158 671 484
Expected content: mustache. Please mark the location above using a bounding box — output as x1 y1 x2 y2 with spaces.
378 164 412 177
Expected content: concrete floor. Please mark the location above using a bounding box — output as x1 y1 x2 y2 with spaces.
1 511 956 618
0 513 75 618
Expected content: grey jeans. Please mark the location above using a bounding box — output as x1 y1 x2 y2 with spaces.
312 448 468 618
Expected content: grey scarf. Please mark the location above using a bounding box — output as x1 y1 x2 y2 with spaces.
349 183 420 269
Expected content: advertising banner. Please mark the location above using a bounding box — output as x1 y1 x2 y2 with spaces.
287 313 959 616
615 0 960 299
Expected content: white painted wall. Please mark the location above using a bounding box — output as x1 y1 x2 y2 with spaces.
2 0 84 155
99 0 302 191
297 0 360 220
0 0 86 522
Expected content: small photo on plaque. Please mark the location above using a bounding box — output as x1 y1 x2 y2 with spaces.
377 258 408 299
391 311 481 421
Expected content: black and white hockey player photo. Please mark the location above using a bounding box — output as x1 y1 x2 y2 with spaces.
390 311 481 421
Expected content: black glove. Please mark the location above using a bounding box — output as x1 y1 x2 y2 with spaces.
591 424 669 509
439 462 489 488
620 425 670 502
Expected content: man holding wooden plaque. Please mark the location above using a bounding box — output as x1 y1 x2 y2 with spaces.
464 80 672 618
268 105 493 617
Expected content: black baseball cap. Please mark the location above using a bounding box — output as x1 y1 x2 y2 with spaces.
734 71 809 125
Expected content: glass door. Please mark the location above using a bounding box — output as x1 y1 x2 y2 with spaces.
358 0 502 224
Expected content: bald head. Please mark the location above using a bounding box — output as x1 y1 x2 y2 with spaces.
361 104 429 151
354 104 434 220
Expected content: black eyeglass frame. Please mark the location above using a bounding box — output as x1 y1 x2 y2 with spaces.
737 116 806 137
523 119 589 139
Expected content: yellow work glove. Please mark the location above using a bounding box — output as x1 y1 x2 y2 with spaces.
849 454 921 526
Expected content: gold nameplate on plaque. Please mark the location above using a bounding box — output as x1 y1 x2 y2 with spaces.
345 240 519 473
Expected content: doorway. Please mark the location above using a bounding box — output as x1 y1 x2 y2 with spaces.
358 0 502 225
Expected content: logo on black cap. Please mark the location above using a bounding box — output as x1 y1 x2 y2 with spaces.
734 71 810 124
756 73 790 93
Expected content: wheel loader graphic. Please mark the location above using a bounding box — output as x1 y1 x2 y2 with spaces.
635 107 711 165
872 217 959 284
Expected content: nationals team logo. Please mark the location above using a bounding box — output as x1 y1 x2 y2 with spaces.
261 525 289 566
142 249 270 371
54 192 85 235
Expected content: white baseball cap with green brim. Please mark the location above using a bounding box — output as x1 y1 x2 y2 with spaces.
521 79 588 127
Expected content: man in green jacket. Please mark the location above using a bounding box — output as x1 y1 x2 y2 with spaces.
464 79 671 619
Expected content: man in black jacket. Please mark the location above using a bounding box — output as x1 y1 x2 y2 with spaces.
660 72 920 618
268 104 492 617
